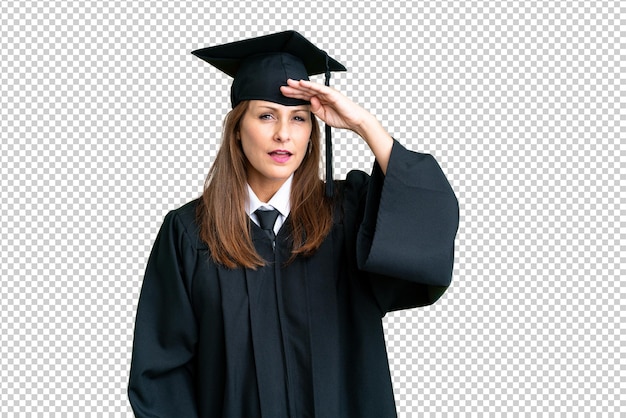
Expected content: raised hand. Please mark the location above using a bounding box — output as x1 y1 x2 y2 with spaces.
280 79 371 133
280 78 394 174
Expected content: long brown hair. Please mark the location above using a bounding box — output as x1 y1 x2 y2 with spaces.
196 100 333 269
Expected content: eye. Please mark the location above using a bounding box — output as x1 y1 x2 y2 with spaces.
259 113 274 120
294 115 308 122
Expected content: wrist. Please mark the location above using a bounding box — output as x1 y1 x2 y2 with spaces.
354 115 394 174
353 113 382 139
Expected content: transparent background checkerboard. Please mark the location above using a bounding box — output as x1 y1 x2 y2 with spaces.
1 0 623 416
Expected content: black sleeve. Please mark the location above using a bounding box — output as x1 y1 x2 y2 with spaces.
128 211 199 417
353 140 459 313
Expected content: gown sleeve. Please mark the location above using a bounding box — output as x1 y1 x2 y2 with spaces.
128 210 199 417
351 139 459 313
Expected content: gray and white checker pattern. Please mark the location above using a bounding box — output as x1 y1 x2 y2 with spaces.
1 0 622 416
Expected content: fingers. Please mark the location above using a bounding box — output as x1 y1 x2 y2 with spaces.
286 78 325 93
308 96 324 115
279 86 311 100
280 79 337 102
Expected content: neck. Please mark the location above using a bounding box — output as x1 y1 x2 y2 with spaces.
248 179 286 203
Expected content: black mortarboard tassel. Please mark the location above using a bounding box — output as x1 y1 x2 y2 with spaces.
323 52 334 198
191 30 346 197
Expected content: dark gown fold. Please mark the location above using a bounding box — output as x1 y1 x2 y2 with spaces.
128 140 459 417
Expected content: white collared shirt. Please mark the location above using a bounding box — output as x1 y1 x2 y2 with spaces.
245 175 292 236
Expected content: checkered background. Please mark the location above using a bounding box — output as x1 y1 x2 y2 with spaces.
1 0 622 416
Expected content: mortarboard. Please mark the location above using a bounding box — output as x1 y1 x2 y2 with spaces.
191 30 346 197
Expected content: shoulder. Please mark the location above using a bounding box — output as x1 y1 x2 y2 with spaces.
330 170 370 223
163 198 206 250
338 170 370 203
171 197 201 223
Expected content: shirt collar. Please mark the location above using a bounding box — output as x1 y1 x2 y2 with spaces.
245 175 292 218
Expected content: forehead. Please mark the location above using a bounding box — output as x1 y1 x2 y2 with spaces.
248 100 310 112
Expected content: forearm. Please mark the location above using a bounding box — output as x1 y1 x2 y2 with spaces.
353 114 394 175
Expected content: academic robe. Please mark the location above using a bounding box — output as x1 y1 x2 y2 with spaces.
128 140 459 418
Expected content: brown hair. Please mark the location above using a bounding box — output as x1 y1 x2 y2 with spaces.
196 100 333 269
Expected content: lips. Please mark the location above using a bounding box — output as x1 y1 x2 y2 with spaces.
268 150 293 163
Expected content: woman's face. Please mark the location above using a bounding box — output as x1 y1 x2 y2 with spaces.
239 100 312 197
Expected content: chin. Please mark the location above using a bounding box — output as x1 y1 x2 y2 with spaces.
267 165 297 178
268 171 295 182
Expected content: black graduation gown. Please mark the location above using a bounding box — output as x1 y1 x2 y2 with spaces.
128 140 459 418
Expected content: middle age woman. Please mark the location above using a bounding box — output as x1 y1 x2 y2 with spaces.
129 30 459 418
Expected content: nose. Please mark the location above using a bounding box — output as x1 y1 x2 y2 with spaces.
274 119 290 142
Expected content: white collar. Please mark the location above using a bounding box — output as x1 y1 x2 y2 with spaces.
245 175 292 219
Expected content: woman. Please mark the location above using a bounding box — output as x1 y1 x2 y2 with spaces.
128 31 459 418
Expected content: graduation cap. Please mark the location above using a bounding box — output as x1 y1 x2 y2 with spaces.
192 30 347 197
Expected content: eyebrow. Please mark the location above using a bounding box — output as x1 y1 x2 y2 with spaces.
256 105 310 113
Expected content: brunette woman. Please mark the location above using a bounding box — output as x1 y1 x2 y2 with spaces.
128 31 459 418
